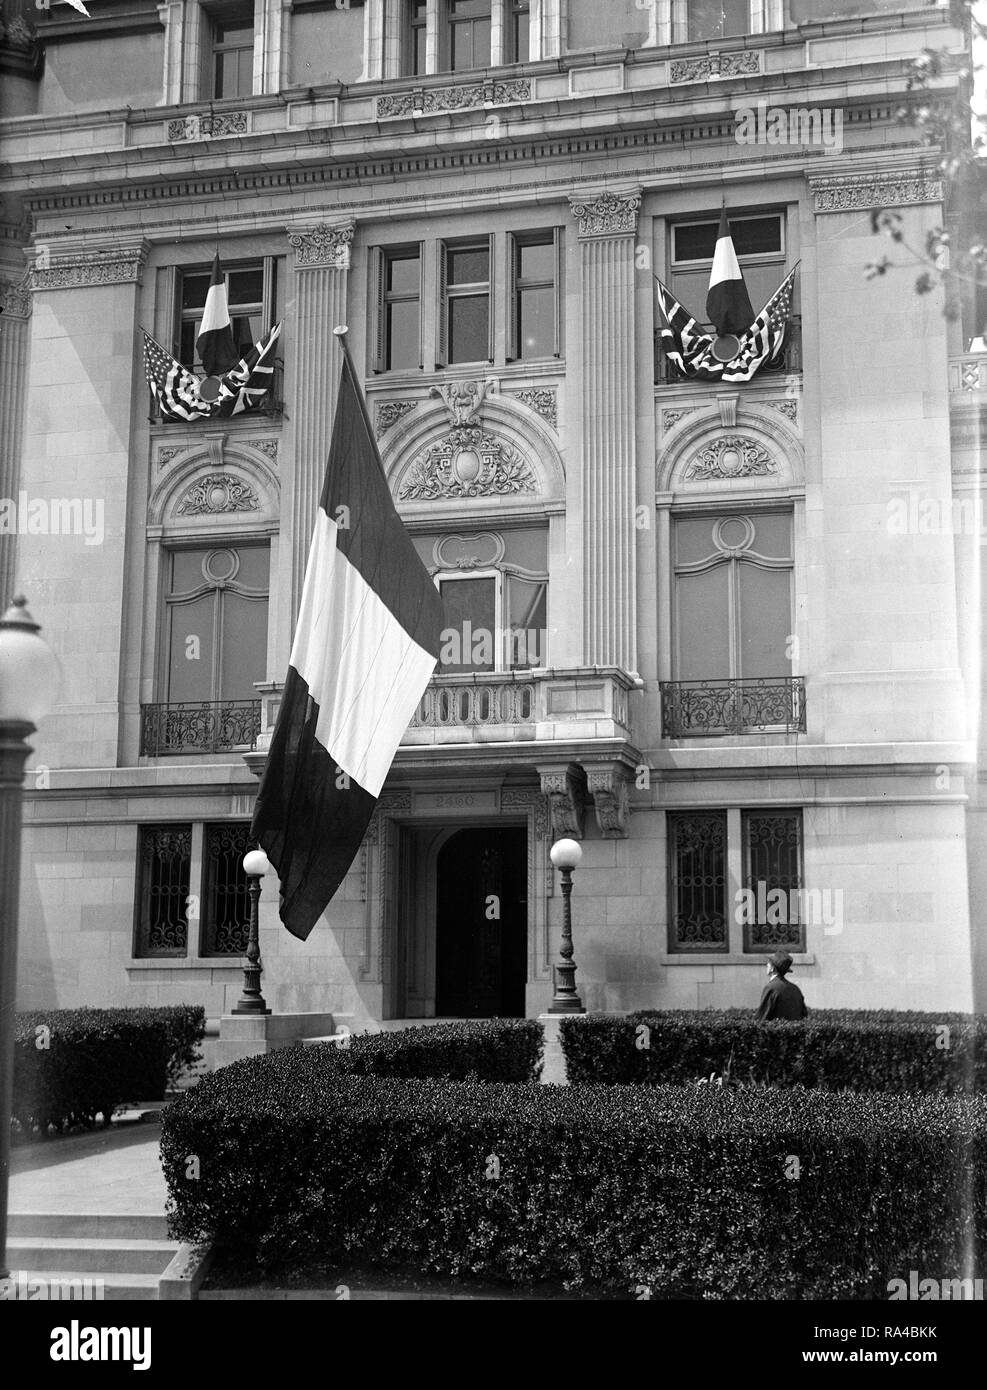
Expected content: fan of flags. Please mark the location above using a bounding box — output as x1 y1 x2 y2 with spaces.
656 208 799 384
142 254 282 421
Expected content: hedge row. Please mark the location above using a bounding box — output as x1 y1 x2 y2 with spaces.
161 1046 987 1297
335 1019 543 1082
559 1009 987 1094
13 1005 206 1133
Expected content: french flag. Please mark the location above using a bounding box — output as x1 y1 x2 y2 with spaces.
196 254 238 378
251 340 444 940
706 208 755 337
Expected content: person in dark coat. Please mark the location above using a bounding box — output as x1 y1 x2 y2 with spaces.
756 951 807 1021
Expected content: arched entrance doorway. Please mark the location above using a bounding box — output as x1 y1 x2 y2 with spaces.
435 826 527 1017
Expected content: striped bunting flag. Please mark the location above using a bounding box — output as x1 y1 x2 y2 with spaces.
656 266 798 384
251 345 445 940
141 324 281 421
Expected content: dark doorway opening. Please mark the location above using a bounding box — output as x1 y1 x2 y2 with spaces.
435 826 527 1017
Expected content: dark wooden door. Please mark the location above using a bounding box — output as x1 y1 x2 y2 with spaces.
435 827 527 1017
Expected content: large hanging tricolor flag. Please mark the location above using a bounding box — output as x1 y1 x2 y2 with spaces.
706 207 754 336
142 323 281 421
196 254 239 379
655 266 798 384
251 339 445 941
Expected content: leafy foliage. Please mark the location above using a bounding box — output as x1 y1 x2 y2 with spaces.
335 1018 544 1082
13 1005 205 1133
160 1045 987 1296
559 1009 987 1093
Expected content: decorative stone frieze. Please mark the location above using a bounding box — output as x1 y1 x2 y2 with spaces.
670 49 761 83
167 111 249 141
430 378 493 428
375 400 416 436
685 436 777 481
175 474 259 515
568 188 642 238
809 170 943 213
399 427 537 500
508 388 558 430
377 78 530 118
501 787 551 840
30 243 149 292
286 222 355 269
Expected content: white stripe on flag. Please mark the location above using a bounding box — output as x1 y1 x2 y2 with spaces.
199 281 230 338
709 232 742 288
290 509 437 798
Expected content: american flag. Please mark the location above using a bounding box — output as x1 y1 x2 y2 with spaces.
142 323 282 421
656 266 798 384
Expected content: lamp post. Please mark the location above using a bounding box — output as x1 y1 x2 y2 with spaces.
0 596 60 1279
232 848 271 1015
548 837 585 1014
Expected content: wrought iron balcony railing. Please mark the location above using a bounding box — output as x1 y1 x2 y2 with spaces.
660 677 806 738
140 700 262 756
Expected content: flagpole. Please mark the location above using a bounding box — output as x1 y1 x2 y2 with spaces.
333 325 389 478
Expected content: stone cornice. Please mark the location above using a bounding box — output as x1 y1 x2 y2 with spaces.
808 168 945 213
29 239 150 291
286 221 355 269
567 187 642 238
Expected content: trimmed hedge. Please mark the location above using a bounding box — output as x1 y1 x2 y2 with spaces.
161 1047 987 1297
13 1005 206 1133
335 1019 543 1082
559 1009 987 1094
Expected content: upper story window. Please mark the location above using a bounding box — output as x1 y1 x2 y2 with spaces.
398 0 530 76
372 244 424 371
445 0 492 71
407 0 428 75
670 212 786 326
509 230 562 361
437 569 548 672
688 0 749 41
210 7 255 99
507 0 530 63
174 258 279 370
439 237 494 366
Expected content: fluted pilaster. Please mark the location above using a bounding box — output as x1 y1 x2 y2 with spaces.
568 187 641 674
285 221 354 620
0 275 32 609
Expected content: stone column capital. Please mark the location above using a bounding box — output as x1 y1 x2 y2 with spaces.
28 237 151 292
0 275 31 319
286 220 356 269
537 762 588 841
567 186 642 238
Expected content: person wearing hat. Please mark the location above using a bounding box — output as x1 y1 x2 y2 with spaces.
756 951 808 1021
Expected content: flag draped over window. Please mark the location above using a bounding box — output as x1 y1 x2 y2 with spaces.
706 207 755 336
196 254 239 378
250 348 445 941
655 266 798 384
142 323 281 421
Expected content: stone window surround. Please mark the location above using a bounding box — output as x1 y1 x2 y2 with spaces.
159 0 291 105
363 0 564 80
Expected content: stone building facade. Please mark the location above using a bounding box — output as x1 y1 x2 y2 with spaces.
1 0 984 1027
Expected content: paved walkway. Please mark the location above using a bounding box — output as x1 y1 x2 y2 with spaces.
9 1120 168 1217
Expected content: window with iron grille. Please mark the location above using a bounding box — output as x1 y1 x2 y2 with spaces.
134 826 191 958
667 810 728 953
741 809 805 953
200 823 253 956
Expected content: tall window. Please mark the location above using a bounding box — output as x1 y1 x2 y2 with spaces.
667 811 728 953
373 245 423 372
509 230 562 361
437 571 547 673
211 10 254 99
134 826 192 958
742 809 805 954
673 512 793 682
162 545 269 707
445 0 492 71
134 821 255 959
688 0 749 41
507 0 530 62
177 260 277 370
438 237 493 366
201 823 253 956
406 0 428 75
670 213 785 331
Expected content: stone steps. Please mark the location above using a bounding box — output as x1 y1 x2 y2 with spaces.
5 1213 178 1301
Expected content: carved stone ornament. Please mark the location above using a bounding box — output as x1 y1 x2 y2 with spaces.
568 189 642 237
0 276 31 318
586 766 630 840
539 765 588 841
765 399 799 422
501 788 550 839
155 445 185 470
167 111 249 142
809 171 944 214
377 79 530 118
175 474 259 516
670 50 762 83
30 245 149 292
252 438 280 461
685 436 778 481
398 427 537 500
375 400 416 436
508 388 557 430
430 378 492 428
286 222 355 269
662 407 697 432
